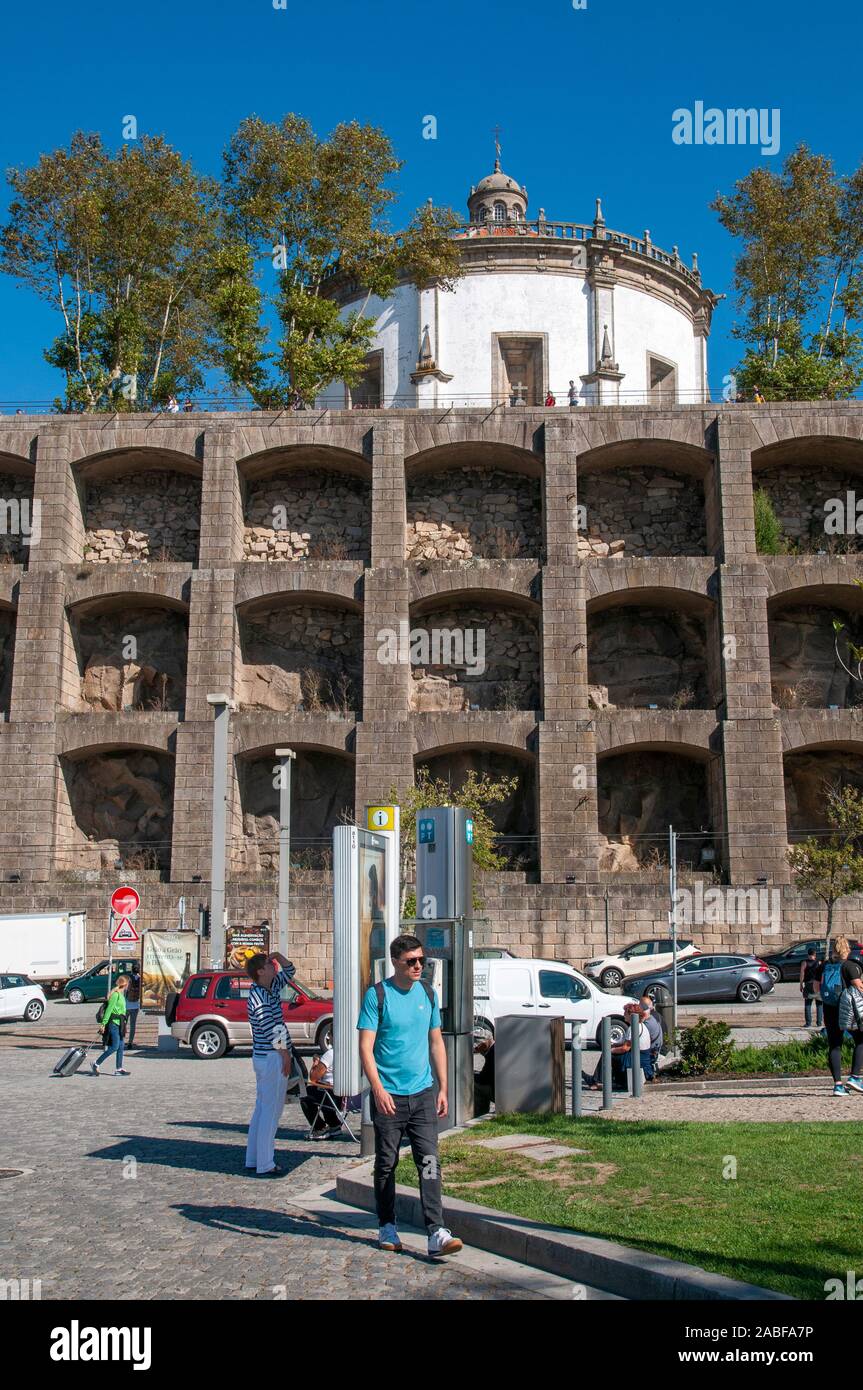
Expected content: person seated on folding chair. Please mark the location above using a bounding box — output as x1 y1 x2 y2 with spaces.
299 1045 345 1138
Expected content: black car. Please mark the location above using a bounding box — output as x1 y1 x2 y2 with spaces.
621 953 776 1005
759 939 862 984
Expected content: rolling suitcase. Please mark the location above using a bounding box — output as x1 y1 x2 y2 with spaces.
53 1045 91 1077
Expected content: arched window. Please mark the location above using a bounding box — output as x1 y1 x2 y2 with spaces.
512 205 522 221
493 201 507 223
476 205 489 223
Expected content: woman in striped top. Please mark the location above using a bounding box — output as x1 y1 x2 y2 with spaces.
244 952 296 1176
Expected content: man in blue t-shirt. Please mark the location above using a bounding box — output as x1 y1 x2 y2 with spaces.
357 933 463 1259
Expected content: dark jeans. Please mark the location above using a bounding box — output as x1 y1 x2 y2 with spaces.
126 1006 139 1046
823 1005 863 1082
371 1084 444 1234
803 993 823 1027
300 1086 344 1131
96 1022 124 1070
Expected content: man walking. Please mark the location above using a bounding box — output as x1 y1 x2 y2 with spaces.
125 962 142 1047
358 934 462 1259
244 951 296 1176
800 947 823 1028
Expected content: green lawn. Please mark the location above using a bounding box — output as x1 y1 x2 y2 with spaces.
397 1114 863 1298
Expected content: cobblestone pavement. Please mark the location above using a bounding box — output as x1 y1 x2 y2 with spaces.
0 1041 590 1301
608 1076 863 1123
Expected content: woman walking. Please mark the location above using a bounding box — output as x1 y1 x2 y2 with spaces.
813 937 863 1097
91 975 130 1077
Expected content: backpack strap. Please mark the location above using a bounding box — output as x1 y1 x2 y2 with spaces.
374 979 386 1024
421 980 436 1013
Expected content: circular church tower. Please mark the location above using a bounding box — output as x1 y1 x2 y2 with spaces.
320 149 719 410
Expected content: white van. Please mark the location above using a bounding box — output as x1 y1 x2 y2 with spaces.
473 957 629 1047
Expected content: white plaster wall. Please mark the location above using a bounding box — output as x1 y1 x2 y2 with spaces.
325 270 704 407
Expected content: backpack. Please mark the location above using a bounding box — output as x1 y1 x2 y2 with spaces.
95 998 110 1027
374 978 436 1026
820 961 845 1007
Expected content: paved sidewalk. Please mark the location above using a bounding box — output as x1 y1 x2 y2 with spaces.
0 1043 589 1301
607 1076 863 1123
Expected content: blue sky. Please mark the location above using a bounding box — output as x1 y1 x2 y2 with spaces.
1 0 861 406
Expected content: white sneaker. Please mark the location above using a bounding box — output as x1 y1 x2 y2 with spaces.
378 1223 403 1252
428 1226 463 1258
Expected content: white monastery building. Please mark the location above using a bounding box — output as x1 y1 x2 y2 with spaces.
321 147 720 411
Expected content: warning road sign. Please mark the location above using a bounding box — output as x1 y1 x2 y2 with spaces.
111 918 140 943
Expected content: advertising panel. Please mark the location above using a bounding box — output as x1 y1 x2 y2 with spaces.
141 931 200 1013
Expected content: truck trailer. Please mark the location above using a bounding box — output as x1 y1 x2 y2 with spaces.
0 912 87 992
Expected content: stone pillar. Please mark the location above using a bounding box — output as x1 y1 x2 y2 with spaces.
0 726 57 883
184 570 237 721
543 416 582 565
537 722 599 882
171 719 236 885
355 565 413 810
714 413 757 561
370 420 405 566
198 426 241 566
31 424 85 567
722 718 789 883
8 571 67 722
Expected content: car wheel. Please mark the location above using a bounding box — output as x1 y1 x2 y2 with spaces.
190 1023 228 1059
737 981 762 1003
24 999 44 1022
599 1017 628 1047
767 966 781 984
600 968 624 990
646 985 670 1007
67 988 85 1005
314 1019 333 1052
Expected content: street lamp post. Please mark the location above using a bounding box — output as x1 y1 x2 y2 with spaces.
275 748 296 956
206 694 236 969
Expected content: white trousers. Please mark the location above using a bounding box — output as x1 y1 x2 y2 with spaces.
245 1052 289 1174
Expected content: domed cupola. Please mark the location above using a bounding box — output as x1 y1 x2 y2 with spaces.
468 136 528 225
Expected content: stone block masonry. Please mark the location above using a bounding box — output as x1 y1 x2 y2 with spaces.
0 403 862 974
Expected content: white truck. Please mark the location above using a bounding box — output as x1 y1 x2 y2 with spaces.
0 912 87 991
473 956 629 1047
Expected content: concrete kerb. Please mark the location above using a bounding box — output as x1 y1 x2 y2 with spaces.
334 1135 793 1301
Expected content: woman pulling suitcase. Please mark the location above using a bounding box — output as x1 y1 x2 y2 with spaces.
91 975 131 1077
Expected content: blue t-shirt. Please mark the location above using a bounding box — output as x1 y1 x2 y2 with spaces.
357 978 441 1095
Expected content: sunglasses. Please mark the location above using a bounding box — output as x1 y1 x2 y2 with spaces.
401 955 426 967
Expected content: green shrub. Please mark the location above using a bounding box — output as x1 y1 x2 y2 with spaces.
753 488 786 554
676 1018 735 1075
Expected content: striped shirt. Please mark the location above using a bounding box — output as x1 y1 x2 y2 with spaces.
248 967 294 1056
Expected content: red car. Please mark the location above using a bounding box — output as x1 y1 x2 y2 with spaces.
168 970 333 1060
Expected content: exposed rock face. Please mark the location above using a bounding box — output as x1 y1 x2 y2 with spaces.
0 611 14 712
757 466 863 552
784 751 863 838
579 467 707 557
73 608 187 712
237 751 355 871
588 607 710 708
406 467 541 560
0 473 34 566
417 750 537 869
61 751 174 869
85 471 201 563
238 605 363 712
243 470 371 561
598 752 711 867
769 606 862 708
408 605 540 712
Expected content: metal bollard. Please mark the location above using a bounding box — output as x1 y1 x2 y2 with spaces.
601 1015 613 1112
571 1024 583 1118
630 1010 643 1099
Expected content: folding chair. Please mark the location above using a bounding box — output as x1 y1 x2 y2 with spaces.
302 1085 359 1143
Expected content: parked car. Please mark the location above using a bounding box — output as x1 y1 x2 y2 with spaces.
760 938 862 983
473 956 629 1047
64 959 140 1005
622 953 775 1005
583 938 700 990
0 973 47 1022
168 970 333 1060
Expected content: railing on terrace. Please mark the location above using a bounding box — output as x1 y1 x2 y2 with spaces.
449 219 702 287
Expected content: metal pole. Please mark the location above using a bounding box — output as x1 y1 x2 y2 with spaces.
604 886 610 956
601 1015 613 1112
669 824 679 1058
275 748 296 956
630 1009 643 1098
107 909 114 992
571 1024 583 1118
360 1085 374 1157
206 694 234 970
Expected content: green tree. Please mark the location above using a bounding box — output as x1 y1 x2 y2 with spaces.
212 115 463 407
0 132 218 411
787 784 863 948
753 487 786 554
389 767 518 919
712 146 863 400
